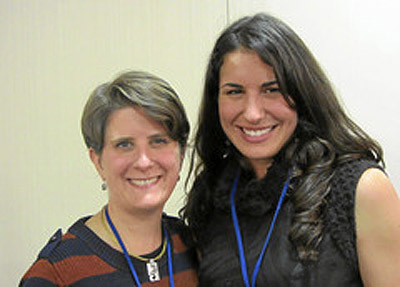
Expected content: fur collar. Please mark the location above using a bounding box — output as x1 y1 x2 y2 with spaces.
213 155 290 216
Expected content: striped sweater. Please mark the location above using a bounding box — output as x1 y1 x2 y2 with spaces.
19 214 198 286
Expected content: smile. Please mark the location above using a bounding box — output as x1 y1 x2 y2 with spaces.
128 176 159 187
242 126 275 137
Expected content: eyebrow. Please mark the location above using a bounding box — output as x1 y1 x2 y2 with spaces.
110 136 133 145
148 133 170 139
262 80 278 88
220 80 278 89
110 133 169 143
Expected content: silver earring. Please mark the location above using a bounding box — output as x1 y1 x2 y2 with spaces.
101 182 107 191
222 139 231 159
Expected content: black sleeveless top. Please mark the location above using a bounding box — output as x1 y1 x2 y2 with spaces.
195 158 381 286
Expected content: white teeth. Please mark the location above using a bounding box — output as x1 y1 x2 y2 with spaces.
242 127 273 136
129 177 158 186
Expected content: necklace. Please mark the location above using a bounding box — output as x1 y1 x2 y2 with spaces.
230 169 291 287
101 207 167 261
104 206 174 286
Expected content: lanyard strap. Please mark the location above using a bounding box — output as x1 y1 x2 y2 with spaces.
105 206 174 287
230 170 291 287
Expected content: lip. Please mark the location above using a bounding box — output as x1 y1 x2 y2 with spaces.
239 125 277 143
127 176 160 188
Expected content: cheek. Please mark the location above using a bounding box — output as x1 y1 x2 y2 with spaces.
158 147 182 172
218 98 237 126
167 153 182 172
270 98 297 122
288 112 298 135
280 106 298 136
102 154 131 176
285 107 298 126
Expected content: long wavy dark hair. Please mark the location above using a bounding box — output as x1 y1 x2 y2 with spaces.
181 13 383 261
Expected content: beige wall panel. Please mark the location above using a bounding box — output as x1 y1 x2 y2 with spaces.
227 0 269 22
0 0 227 285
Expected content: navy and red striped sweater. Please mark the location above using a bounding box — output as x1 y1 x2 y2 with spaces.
19 214 198 286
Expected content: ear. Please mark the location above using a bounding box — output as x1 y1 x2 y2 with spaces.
89 148 106 181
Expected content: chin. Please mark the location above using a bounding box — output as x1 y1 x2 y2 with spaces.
242 151 275 161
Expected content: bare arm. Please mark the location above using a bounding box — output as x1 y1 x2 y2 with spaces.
355 168 400 287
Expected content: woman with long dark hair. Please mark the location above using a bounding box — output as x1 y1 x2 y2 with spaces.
182 13 400 286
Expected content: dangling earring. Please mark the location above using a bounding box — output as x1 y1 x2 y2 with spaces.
101 182 107 191
222 139 231 159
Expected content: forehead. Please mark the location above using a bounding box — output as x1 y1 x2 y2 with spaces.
105 106 166 139
220 49 276 83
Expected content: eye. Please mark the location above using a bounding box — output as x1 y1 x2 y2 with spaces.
261 86 282 98
226 88 243 95
150 136 170 146
263 87 280 94
116 140 133 149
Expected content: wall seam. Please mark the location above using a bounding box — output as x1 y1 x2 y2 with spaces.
226 0 230 25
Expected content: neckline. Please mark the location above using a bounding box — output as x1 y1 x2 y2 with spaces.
100 206 167 261
230 169 292 287
104 206 174 286
70 216 169 272
213 158 291 215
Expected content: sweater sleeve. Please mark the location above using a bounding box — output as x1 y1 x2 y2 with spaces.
19 229 64 287
19 258 62 287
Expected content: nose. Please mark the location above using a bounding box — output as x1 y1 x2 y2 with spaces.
133 147 154 170
243 94 264 123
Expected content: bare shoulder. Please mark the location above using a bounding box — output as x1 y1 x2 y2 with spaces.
355 167 400 237
357 168 398 200
356 168 398 208
355 168 400 286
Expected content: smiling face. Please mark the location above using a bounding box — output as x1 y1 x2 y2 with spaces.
90 106 182 215
218 49 298 178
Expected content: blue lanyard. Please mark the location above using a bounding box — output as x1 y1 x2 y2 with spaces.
230 170 291 287
105 206 175 287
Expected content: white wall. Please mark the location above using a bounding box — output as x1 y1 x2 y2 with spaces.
1 0 399 285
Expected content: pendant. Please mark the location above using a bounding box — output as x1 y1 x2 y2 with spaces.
146 259 160 282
